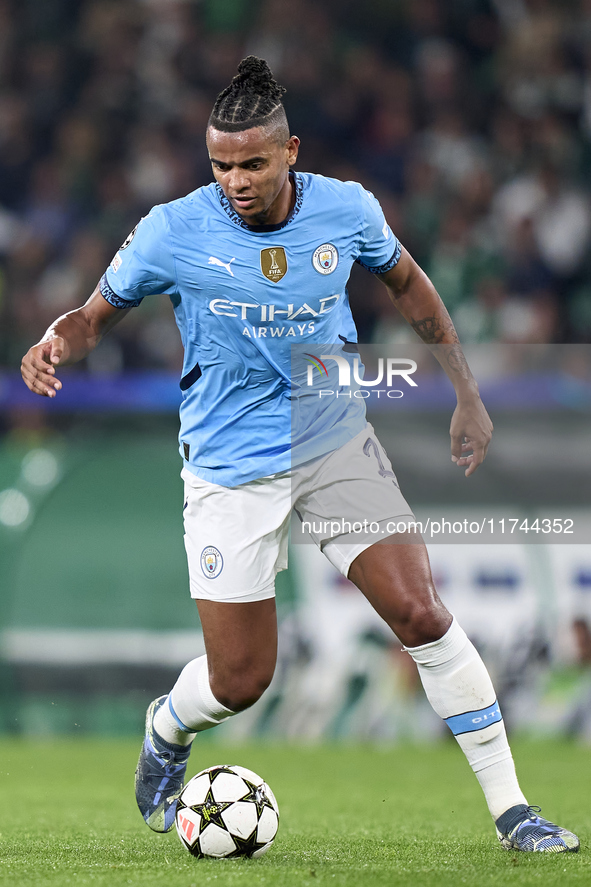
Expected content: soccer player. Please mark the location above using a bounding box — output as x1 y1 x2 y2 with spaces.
21 57 578 853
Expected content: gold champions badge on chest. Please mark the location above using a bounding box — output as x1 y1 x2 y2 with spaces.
260 247 288 282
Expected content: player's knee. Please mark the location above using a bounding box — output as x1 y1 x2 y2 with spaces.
210 665 274 712
391 595 451 647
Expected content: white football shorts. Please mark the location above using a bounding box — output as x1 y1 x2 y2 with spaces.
182 423 415 603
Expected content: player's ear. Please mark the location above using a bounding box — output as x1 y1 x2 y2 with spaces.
286 135 300 166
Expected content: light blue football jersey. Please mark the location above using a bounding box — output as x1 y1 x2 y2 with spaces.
101 172 401 486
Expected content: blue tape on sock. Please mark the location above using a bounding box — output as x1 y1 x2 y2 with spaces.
444 700 502 736
168 696 193 733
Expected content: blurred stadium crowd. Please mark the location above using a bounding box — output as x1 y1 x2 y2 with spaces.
1 0 591 374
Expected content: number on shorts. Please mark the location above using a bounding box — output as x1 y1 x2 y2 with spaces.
363 437 398 486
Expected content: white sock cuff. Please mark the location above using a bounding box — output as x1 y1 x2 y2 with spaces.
196 657 234 721
168 655 234 733
404 617 468 667
470 744 513 773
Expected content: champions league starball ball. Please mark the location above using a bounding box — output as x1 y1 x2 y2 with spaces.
175 765 279 859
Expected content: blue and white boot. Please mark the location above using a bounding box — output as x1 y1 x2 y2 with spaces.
496 804 579 853
134 696 192 832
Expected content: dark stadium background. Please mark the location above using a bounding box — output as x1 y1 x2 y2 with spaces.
0 0 590 745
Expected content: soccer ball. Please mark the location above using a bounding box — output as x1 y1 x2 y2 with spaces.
175 764 279 859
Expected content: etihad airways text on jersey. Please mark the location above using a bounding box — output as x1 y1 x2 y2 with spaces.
209 294 340 322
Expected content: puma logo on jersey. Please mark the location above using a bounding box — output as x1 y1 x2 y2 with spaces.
208 256 235 277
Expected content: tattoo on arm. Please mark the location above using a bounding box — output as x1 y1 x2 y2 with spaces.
410 315 471 380
445 344 470 379
410 314 460 345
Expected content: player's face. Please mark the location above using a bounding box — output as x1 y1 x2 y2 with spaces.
207 126 300 226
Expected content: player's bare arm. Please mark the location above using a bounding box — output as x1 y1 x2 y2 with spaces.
20 286 128 398
379 246 493 477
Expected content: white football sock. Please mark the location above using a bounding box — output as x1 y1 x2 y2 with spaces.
153 655 235 746
404 618 528 821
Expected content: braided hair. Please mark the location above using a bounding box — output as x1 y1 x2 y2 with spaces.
208 56 289 141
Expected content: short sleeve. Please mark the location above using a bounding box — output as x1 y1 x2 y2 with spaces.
354 185 401 275
100 206 177 308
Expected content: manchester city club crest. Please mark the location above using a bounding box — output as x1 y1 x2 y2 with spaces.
200 545 224 579
312 243 338 275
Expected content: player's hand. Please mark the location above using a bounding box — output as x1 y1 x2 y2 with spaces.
21 337 66 398
450 395 493 477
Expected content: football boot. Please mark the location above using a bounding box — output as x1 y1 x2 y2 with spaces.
135 695 192 832
496 804 579 853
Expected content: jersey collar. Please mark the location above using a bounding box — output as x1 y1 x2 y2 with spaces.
215 170 303 233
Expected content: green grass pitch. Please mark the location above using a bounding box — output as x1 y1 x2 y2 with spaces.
0 738 588 887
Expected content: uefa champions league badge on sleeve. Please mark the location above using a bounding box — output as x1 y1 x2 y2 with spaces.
109 222 140 272
201 546 224 579
119 223 138 250
312 243 338 275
